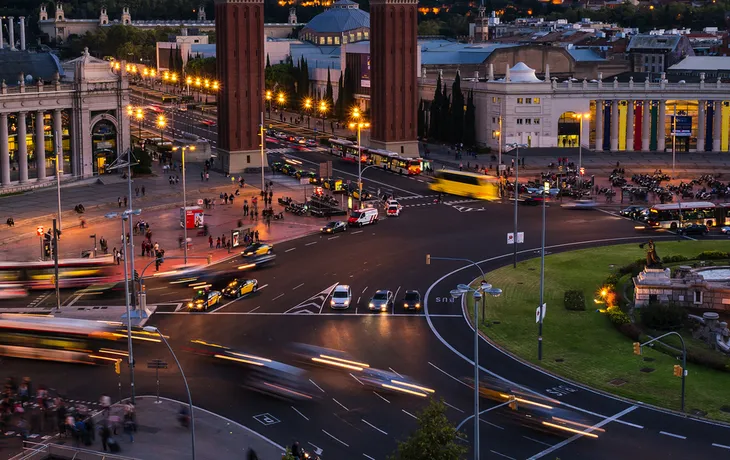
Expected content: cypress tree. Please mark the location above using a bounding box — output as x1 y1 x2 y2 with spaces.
325 67 334 105
266 54 271 68
464 90 476 147
440 87 451 143
428 75 442 139
417 99 425 139
451 72 465 144
335 71 344 118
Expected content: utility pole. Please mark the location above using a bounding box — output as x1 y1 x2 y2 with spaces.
52 219 60 312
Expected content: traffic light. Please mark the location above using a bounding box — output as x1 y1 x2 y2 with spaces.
133 270 140 282
633 342 641 355
579 167 585 176
43 242 51 259
508 395 518 411
114 359 121 375
673 364 683 377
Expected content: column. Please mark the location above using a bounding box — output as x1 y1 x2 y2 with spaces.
626 100 634 151
641 101 651 151
713 101 722 152
594 100 604 151
7 17 15 51
53 109 62 177
35 110 46 181
17 112 28 183
697 101 706 152
610 100 619 152
657 100 666 152
0 113 9 186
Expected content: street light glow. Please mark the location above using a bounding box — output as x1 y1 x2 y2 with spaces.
352 107 361 119
212 81 219 90
319 100 328 113
157 115 166 128
266 90 272 101
304 98 312 109
277 92 285 104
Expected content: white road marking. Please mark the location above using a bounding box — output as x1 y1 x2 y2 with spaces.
372 391 390 403
363 454 376 460
148 287 168 291
356 296 361 304
362 286 368 294
309 379 325 393
481 419 504 430
272 294 284 301
291 406 309 421
208 297 244 314
523 436 552 447
660 431 687 440
351 230 363 235
527 405 639 459
428 362 473 389
332 398 349 411
285 248 296 253
292 283 304 290
305 241 317 246
322 429 349 447
456 401 511 430
713 443 730 450
443 401 465 413
402 409 417 420
350 373 364 385
388 367 403 378
490 450 517 460
247 306 261 314
328 236 339 240
362 419 388 435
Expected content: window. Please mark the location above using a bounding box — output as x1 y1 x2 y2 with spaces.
492 130 499 139
517 98 524 104
356 32 362 41
525 98 532 104
693 291 703 304
334 36 340 44
516 119 523 125
364 31 369 39
533 97 540 104
492 97 497 103
319 37 325 45
342 35 348 44
525 119 532 125
327 37 332 45
534 118 540 125
492 117 497 124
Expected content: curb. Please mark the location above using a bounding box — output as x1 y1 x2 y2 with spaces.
460 265 730 429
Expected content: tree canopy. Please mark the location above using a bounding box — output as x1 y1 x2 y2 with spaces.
389 399 467 460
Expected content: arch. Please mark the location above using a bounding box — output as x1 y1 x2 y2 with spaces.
557 111 579 148
90 114 119 175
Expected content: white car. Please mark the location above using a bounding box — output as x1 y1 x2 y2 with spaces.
387 205 401 217
386 199 402 210
721 227 730 235
331 285 352 309
561 199 598 210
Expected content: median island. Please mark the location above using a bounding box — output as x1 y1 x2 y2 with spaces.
469 241 730 422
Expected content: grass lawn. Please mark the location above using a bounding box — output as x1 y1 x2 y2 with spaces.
469 240 730 422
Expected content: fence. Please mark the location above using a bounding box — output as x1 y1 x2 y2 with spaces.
10 441 137 460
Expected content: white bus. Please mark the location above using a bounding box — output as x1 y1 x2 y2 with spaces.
366 148 428 175
646 201 718 229
327 138 366 163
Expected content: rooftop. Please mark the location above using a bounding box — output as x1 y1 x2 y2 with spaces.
420 41 516 66
303 0 369 34
0 50 63 86
668 56 730 71
627 34 682 51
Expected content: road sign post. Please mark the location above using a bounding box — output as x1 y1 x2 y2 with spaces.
148 359 169 404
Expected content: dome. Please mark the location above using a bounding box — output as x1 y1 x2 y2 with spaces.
304 0 370 34
508 62 542 83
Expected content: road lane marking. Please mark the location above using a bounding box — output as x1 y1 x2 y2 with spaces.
332 398 349 411
402 409 417 420
209 297 243 314
272 294 284 301
351 230 363 235
285 248 296 253
305 241 317 246
443 401 465 413
148 287 168 291
291 406 309 421
527 405 638 459
490 450 517 460
362 287 368 294
322 430 349 447
372 391 390 403
523 436 552 447
363 455 375 460
292 283 304 290
356 296 361 304
713 443 730 450
456 401 511 430
481 419 504 430
428 362 473 389
247 306 261 313
309 379 325 393
362 419 388 435
660 431 687 440
388 367 403 378
350 373 364 385
328 236 339 240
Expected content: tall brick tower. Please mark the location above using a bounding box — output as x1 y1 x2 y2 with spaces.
369 0 419 157
215 0 267 173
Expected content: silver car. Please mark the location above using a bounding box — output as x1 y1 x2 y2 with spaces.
368 290 394 312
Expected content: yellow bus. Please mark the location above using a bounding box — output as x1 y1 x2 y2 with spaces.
429 170 499 200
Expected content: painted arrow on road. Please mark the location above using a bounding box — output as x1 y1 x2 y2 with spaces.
284 283 339 315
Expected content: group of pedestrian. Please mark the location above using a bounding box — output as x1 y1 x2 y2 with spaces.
117 196 128 208
168 175 180 185
133 186 146 197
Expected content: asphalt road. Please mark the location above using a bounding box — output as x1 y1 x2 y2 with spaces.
3 109 730 458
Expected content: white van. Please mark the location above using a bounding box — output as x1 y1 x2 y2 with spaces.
348 208 378 227
330 285 352 309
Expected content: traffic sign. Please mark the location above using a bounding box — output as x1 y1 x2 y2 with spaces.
36 226 44 236
507 232 524 245
147 359 168 369
535 303 546 323
197 199 204 205
507 233 514 245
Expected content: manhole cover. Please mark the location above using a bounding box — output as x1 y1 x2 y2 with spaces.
643 357 655 362
609 379 627 386
720 406 730 414
639 367 655 373
690 409 707 417
555 358 565 363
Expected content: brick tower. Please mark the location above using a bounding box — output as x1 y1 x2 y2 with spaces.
215 0 267 173
369 0 419 157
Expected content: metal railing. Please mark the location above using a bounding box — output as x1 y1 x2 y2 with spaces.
11 441 138 460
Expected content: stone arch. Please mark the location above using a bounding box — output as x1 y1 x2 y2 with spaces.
557 111 579 148
90 113 119 175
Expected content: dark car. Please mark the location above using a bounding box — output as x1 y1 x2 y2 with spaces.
321 221 347 234
188 289 222 311
401 290 421 311
270 161 284 172
620 205 646 219
679 223 709 236
221 278 258 298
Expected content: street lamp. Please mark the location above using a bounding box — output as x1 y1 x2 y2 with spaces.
303 98 312 129
450 281 502 460
135 108 144 141
497 115 503 167
157 115 166 142
349 107 370 208
538 180 549 360
186 76 192 96
506 143 527 269
277 92 286 115
318 100 328 132
143 326 196 460
105 208 142 404
172 144 195 265
574 112 590 189
265 90 272 118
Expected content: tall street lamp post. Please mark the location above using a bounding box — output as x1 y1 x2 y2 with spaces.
135 108 143 141
172 145 195 265
349 107 370 209
319 100 328 133
538 180 549 360
304 98 312 129
265 90 272 119
575 112 590 189
506 143 527 268
157 115 166 142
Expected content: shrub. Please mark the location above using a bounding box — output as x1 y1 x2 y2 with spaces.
649 337 730 373
639 302 686 331
604 273 621 289
606 305 630 326
662 255 689 263
697 251 729 260
618 322 643 341
564 290 586 311
618 259 647 277
131 148 152 175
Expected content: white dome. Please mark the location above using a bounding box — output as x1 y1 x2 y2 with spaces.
508 62 542 83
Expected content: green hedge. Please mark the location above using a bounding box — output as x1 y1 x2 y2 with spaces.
639 302 686 331
606 306 630 326
564 290 586 311
697 251 730 260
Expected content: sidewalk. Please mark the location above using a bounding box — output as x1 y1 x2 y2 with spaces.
19 396 284 460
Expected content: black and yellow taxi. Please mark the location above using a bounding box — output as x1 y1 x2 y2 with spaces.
241 242 274 257
188 289 222 311
222 278 258 298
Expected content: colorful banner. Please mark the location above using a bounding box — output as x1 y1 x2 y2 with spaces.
618 103 627 151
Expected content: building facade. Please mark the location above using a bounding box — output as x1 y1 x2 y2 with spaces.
0 48 130 188
420 63 730 153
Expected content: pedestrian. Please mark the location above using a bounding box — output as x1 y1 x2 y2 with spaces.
117 197 122 208
201 171 204 181
112 248 118 264
254 230 259 242
222 235 227 247
135 187 140 197
209 235 213 248
123 196 128 208
141 186 146 196
216 237 221 249
205 172 209 181
254 209 258 221
100 423 111 452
